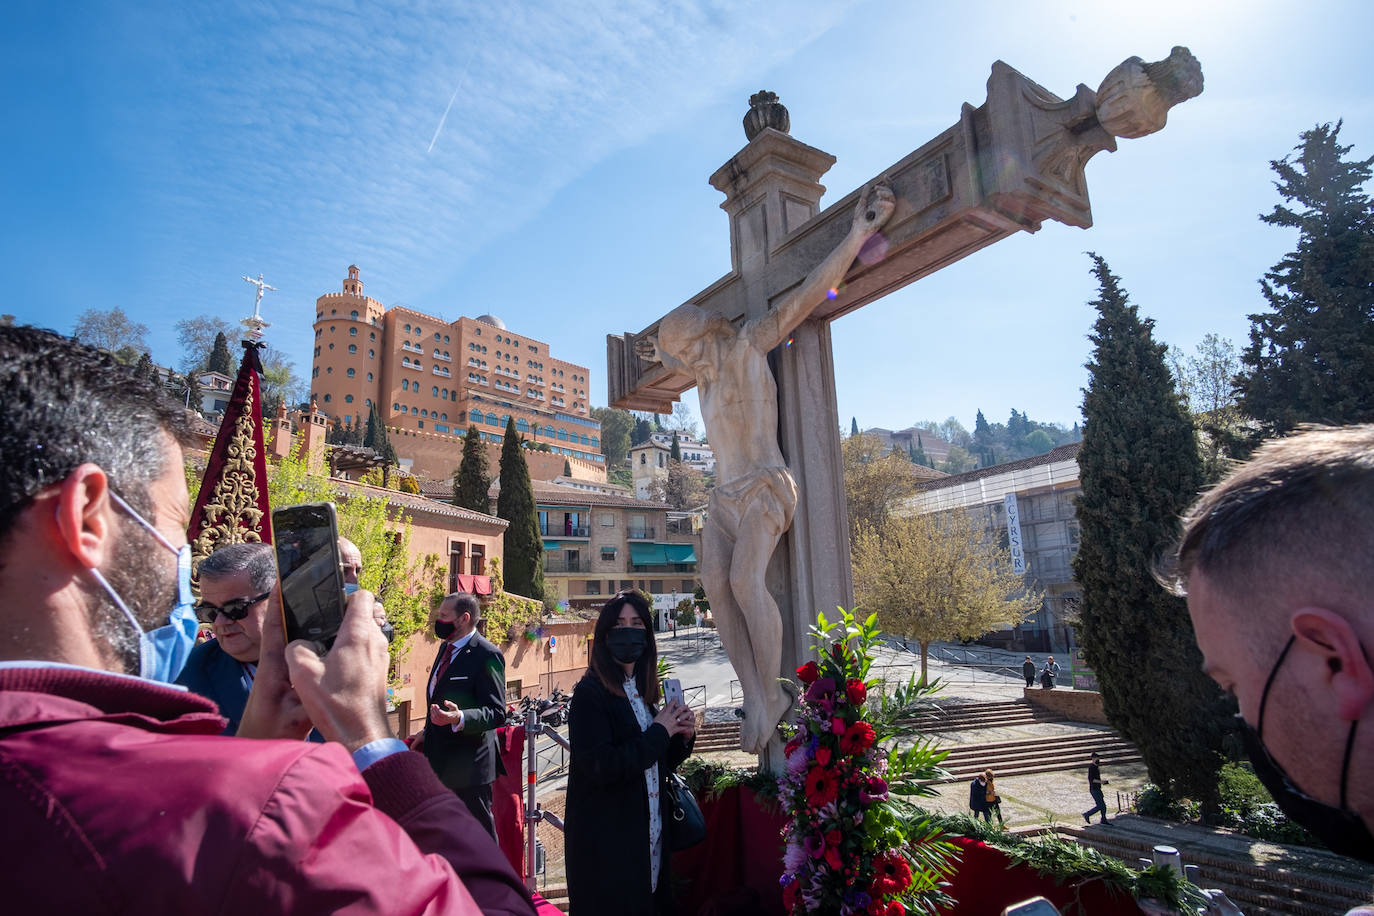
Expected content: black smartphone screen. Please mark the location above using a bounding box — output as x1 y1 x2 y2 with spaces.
273 502 345 649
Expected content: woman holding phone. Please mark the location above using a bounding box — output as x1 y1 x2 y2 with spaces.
565 591 695 915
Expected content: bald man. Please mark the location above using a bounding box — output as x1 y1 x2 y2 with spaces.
339 536 392 642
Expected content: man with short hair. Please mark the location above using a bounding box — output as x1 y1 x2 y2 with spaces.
417 592 507 841
176 542 278 735
1165 425 1374 865
0 325 533 914
1022 655 1036 688
339 535 391 640
1082 752 1110 825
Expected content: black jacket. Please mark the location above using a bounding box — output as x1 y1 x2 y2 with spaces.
564 672 694 916
423 633 506 790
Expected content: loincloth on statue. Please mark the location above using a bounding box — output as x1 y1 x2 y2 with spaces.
708 466 798 539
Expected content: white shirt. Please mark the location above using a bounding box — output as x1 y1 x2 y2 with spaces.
624 676 662 892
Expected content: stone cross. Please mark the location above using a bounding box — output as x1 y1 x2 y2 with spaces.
609 50 1203 767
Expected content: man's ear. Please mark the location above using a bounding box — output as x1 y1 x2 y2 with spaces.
1291 608 1374 722
54 464 114 571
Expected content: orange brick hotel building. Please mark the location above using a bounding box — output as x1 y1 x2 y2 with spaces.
309 266 603 478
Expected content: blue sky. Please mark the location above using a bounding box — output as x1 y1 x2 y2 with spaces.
3 0 1371 434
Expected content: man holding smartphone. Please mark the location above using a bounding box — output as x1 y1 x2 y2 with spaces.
415 592 507 841
0 326 534 915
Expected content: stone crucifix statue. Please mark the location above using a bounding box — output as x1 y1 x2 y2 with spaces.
636 183 895 752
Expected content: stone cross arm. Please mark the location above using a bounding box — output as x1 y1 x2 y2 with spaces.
609 48 1202 413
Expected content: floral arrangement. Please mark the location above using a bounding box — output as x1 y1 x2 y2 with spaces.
777 609 959 916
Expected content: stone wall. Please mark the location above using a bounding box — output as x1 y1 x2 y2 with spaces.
1022 687 1109 725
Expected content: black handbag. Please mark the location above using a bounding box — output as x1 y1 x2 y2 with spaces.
665 773 706 851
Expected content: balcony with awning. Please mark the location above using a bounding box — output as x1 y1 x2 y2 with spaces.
628 542 698 573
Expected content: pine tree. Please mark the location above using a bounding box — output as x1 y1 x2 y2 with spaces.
135 351 154 385
496 418 544 599
850 417 859 437
207 331 233 375
670 432 681 461
454 425 491 512
186 372 204 413
1073 254 1234 813
1236 122 1374 442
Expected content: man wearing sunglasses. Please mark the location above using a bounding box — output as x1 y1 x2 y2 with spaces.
175 542 278 735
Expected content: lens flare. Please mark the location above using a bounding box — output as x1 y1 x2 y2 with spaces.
826 287 838 300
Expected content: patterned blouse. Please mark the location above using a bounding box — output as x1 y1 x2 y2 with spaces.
624 676 662 892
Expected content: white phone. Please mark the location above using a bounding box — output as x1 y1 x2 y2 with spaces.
664 678 684 707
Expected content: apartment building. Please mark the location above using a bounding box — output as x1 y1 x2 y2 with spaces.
901 442 1083 652
308 265 603 478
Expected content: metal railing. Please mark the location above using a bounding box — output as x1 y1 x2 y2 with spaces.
542 559 588 573
540 524 590 537
627 527 655 539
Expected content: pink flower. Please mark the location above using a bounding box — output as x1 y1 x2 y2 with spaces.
859 775 889 805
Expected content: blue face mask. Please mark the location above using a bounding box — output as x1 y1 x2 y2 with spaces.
87 491 198 683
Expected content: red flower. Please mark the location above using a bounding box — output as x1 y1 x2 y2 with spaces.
869 851 913 897
846 678 867 705
785 736 802 758
782 881 799 912
839 721 876 755
867 902 887 916
815 746 832 767
886 902 905 916
796 660 820 684
804 766 839 807
832 716 847 735
825 828 842 848
832 641 847 660
824 845 842 870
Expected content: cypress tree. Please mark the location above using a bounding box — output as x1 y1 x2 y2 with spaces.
455 425 491 512
563 458 573 477
1236 122 1374 442
496 417 545 599
1072 254 1234 813
670 432 681 461
850 417 859 437
135 351 154 385
207 331 233 375
364 401 397 465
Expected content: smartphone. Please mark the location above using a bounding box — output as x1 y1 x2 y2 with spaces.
273 502 346 650
664 678 684 708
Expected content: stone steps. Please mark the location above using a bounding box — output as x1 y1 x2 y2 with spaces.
931 740 1141 784
1058 824 1374 916
536 885 569 914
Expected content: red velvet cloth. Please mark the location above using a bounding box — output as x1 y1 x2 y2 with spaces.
453 573 493 596
492 725 527 878
939 837 1145 915
670 788 1145 916
187 343 273 551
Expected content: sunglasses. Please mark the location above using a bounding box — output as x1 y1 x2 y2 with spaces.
194 591 271 624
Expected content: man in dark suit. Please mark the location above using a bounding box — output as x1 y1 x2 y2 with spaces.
418 592 507 841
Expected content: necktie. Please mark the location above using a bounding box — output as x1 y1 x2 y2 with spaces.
431 644 455 697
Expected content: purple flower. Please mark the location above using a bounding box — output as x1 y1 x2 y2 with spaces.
783 842 807 872
804 677 836 704
803 833 824 859
860 775 890 805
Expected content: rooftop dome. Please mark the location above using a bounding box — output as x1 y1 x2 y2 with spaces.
475 314 506 330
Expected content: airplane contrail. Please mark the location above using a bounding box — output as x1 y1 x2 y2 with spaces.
427 55 472 154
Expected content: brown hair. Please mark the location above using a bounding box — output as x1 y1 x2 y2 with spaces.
588 590 660 706
1161 425 1374 602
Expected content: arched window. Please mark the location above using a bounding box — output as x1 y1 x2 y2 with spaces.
403 356 410 366
444 335 450 343
591 436 599 448
470 409 483 422
393 402 400 411
557 428 568 441
421 409 429 417
441 412 448 420
326 367 333 375
580 434 590 445
348 344 357 354
515 418 529 434
500 415 510 428
405 324 411 332
402 379 409 391
323 394 332 403
368 349 375 359
328 343 334 350
349 327 357 336
486 412 497 425
346 368 355 378
434 332 441 341
432 386 439 397
345 395 354 404
367 372 373 382
544 425 554 438
411 407 418 415
370 332 376 341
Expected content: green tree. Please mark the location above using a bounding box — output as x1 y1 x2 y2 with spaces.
1073 254 1234 814
1169 333 1246 480
207 332 233 376
670 432 681 461
563 458 573 477
496 418 544 599
363 401 397 465
1236 122 1374 442
72 306 148 355
842 432 918 543
850 416 859 437
853 508 1039 684
631 415 653 446
174 314 237 372
259 346 302 420
590 406 634 466
650 459 706 509
134 351 155 385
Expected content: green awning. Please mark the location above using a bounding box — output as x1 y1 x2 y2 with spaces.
664 544 697 564
543 541 563 550
630 543 667 565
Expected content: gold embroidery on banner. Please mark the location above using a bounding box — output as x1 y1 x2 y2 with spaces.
190 380 267 585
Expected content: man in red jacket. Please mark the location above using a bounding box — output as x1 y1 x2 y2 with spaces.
0 325 536 915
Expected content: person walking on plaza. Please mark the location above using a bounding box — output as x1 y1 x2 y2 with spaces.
1022 655 1036 688
968 773 992 822
1083 752 1111 825
984 769 1004 825
565 590 695 915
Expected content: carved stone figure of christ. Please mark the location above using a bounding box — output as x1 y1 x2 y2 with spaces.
636 183 895 752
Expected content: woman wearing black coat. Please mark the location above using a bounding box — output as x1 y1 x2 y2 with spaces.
565 591 696 916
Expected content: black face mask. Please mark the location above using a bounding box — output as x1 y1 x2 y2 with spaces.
605 626 648 664
1241 635 1374 862
434 620 457 640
